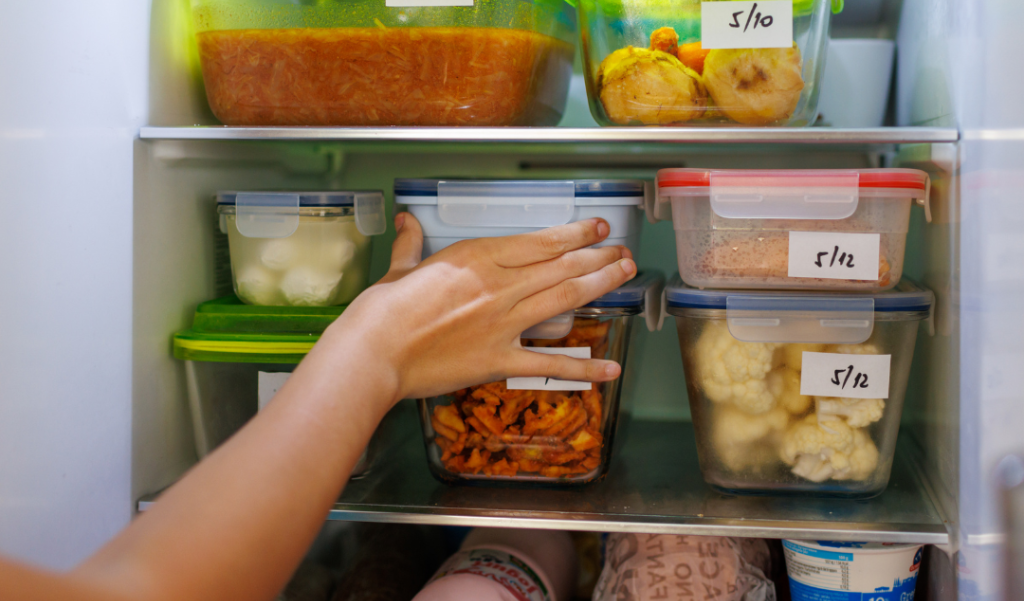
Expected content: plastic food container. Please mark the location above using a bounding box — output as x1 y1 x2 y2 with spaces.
191 0 576 126
783 540 923 600
663 277 934 497
218 191 386 307
173 297 377 476
653 168 931 291
418 273 662 486
578 0 842 126
395 179 646 259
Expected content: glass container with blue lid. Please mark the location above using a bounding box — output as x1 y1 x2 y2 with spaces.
217 191 386 307
418 272 663 487
394 179 646 259
661 276 934 498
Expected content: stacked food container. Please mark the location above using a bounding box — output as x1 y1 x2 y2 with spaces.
395 178 661 485
653 168 934 497
191 0 577 126
173 298 379 476
577 0 841 126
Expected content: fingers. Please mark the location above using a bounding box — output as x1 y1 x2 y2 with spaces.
488 218 611 268
384 212 424 277
512 350 622 382
512 258 637 327
514 245 631 297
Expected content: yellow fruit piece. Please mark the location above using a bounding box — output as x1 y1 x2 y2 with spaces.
703 46 804 125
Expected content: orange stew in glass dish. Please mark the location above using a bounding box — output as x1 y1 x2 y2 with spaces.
196 27 573 126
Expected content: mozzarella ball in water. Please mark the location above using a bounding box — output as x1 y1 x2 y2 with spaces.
235 265 280 305
323 238 357 273
280 267 343 306
259 238 297 271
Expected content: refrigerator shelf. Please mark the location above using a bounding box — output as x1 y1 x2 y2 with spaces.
138 405 950 544
139 126 958 146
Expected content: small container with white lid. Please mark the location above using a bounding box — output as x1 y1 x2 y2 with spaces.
217 190 386 306
662 276 934 497
394 179 646 259
652 169 931 291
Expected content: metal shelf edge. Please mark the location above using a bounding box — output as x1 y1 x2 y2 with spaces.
139 126 959 145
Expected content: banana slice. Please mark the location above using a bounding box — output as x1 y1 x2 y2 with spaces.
703 46 804 125
597 46 706 125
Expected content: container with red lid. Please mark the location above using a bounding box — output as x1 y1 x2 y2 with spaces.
652 169 931 291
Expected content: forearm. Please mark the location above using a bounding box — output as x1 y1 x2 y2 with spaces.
71 326 396 601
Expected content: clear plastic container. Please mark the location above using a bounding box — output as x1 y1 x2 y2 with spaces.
578 0 841 126
662 277 934 497
418 273 662 486
217 191 386 307
394 179 646 259
653 169 931 291
191 0 576 126
173 297 378 476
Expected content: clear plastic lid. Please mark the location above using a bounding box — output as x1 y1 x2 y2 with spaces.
395 179 645 199
217 190 386 237
662 276 933 344
523 272 664 339
653 169 931 221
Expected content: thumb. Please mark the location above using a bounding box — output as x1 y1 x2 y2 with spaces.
385 212 424 278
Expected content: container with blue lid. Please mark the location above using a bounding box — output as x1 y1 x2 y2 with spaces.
216 190 386 307
662 275 934 498
394 179 646 259
417 272 663 487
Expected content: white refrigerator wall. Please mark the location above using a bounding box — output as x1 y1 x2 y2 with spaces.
900 0 1024 598
0 1 149 567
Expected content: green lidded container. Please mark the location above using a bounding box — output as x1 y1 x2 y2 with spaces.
173 296 376 476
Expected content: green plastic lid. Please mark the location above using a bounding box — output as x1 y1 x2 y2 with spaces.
173 296 345 364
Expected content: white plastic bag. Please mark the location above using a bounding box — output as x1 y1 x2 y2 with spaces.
593 534 775 601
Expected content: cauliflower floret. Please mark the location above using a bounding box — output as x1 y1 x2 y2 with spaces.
774 367 813 415
816 397 885 428
712 405 789 471
781 343 825 371
323 238 357 273
780 414 879 482
695 321 782 414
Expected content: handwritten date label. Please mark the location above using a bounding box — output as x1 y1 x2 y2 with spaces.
701 1 794 50
799 352 891 399
788 231 881 281
507 347 592 391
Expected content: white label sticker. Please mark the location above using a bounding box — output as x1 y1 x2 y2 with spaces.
386 0 472 6
507 347 592 391
258 372 291 411
800 352 892 399
701 0 794 50
788 231 881 281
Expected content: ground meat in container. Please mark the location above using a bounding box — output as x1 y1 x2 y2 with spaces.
196 27 574 126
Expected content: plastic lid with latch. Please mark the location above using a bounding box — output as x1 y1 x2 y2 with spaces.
660 275 934 344
649 169 931 223
217 190 387 238
394 179 644 229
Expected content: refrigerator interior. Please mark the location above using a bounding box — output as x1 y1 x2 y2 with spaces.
11 0 1024 599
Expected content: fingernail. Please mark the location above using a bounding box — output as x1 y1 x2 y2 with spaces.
620 259 636 276
604 363 620 378
394 213 406 232
596 220 610 238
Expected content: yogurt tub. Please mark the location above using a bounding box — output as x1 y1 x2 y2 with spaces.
782 540 923 601
218 191 386 306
